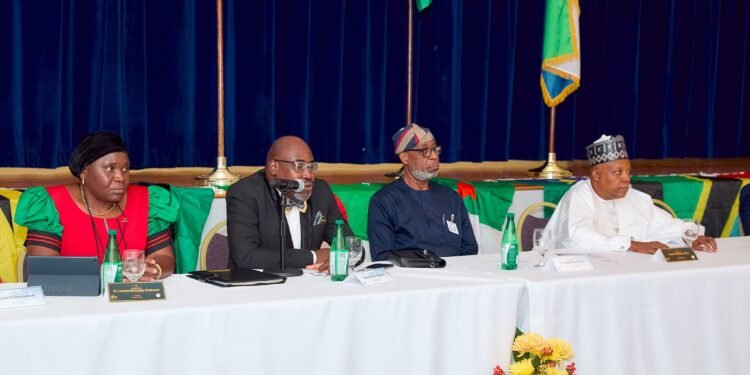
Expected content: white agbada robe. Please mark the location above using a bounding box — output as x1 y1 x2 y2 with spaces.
545 179 700 251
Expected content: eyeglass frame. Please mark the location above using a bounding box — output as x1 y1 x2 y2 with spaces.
403 145 442 158
272 159 319 173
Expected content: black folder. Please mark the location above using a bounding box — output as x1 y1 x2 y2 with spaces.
187 268 286 287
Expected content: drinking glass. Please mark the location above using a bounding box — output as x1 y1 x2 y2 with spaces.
533 228 550 267
346 236 363 272
122 249 146 282
682 219 700 247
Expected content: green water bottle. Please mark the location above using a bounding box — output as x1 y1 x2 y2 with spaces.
101 229 123 293
330 219 349 281
500 213 519 270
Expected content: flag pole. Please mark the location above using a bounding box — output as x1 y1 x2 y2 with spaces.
386 0 416 179
528 106 573 179
530 0 579 179
405 0 414 126
195 0 240 194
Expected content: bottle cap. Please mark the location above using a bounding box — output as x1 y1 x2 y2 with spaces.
108 229 117 236
507 213 515 218
335 219 344 225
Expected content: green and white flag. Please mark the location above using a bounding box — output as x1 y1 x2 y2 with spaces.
540 0 581 107
171 186 214 273
416 0 432 12
433 179 514 255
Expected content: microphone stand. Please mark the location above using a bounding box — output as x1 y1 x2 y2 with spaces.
265 193 303 277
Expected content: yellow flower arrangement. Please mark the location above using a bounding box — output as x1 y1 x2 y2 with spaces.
542 368 568 375
543 338 574 362
511 333 545 357
493 333 576 375
508 359 535 375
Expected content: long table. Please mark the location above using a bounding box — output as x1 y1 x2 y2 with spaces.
0 267 523 375
448 236 750 375
2 238 749 375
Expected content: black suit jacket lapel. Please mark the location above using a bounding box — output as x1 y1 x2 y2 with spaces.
299 206 313 251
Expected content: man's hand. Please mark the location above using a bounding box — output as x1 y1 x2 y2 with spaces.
692 236 718 252
629 241 669 254
307 248 330 273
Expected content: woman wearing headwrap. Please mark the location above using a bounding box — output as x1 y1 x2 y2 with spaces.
15 132 179 280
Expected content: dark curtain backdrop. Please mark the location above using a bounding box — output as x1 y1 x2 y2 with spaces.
1 0 748 168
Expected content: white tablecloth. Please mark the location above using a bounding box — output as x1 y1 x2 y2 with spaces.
449 236 750 375
0 267 523 375
4 237 749 375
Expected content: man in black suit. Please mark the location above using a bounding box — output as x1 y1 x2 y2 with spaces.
227 136 352 272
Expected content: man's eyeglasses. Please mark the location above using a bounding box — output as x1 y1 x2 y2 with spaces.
273 159 319 173
404 145 442 158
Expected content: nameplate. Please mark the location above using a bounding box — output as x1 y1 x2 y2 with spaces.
108 282 166 302
350 268 394 286
0 286 46 309
548 255 593 272
652 248 698 263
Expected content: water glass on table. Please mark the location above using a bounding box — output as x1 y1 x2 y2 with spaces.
346 236 363 272
533 228 551 267
122 249 146 282
682 219 700 247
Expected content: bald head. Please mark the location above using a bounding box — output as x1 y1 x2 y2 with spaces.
266 136 312 163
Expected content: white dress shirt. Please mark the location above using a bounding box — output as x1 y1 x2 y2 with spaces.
285 206 302 250
281 195 316 263
545 179 698 252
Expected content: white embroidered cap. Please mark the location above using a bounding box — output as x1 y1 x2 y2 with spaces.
586 135 628 166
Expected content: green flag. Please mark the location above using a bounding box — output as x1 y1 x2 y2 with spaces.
540 0 581 107
416 0 432 12
171 186 214 273
330 183 386 240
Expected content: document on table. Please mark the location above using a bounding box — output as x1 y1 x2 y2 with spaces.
545 255 594 272
0 286 46 309
345 268 394 286
553 251 619 264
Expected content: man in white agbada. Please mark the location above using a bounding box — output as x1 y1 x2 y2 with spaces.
545 135 718 254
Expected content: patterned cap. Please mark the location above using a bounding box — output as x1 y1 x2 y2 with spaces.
586 135 628 166
392 123 435 154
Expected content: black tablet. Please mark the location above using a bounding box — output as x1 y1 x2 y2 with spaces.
26 256 101 296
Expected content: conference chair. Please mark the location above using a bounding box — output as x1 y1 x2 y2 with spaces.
198 220 230 270
17 246 27 282
652 199 677 218
517 202 558 252
739 184 750 236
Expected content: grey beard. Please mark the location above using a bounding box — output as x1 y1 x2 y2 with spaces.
409 168 438 181
292 190 311 202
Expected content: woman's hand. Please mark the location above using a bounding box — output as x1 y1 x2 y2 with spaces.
139 258 162 281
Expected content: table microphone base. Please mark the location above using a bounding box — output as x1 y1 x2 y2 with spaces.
265 268 303 277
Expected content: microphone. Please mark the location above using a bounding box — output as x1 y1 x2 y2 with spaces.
265 178 306 278
272 178 305 193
